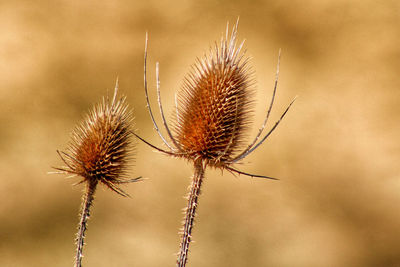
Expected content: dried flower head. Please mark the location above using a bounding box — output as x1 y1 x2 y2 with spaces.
137 21 295 177
53 80 140 267
173 28 254 167
136 20 295 267
55 79 139 196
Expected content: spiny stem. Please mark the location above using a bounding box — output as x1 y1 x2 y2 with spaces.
75 179 98 267
177 160 205 267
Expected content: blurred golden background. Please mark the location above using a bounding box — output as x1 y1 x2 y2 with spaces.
1 1 400 266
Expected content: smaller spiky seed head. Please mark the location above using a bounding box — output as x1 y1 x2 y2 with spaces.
174 24 254 167
56 87 136 196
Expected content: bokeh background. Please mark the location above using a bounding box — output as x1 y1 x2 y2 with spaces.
1 1 400 266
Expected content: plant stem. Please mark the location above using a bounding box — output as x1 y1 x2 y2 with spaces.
75 179 98 267
177 159 205 267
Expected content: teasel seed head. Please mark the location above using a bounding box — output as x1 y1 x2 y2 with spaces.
174 24 254 167
136 19 296 178
55 79 140 197
138 20 296 267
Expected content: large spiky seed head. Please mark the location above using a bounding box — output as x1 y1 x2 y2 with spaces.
56 87 135 196
174 24 254 167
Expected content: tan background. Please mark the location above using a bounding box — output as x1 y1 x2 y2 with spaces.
1 1 400 266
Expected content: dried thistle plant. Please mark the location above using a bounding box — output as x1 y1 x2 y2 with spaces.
53 80 141 267
135 20 295 267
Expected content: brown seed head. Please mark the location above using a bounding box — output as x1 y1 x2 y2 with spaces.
139 20 294 180
174 24 254 167
55 84 136 196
